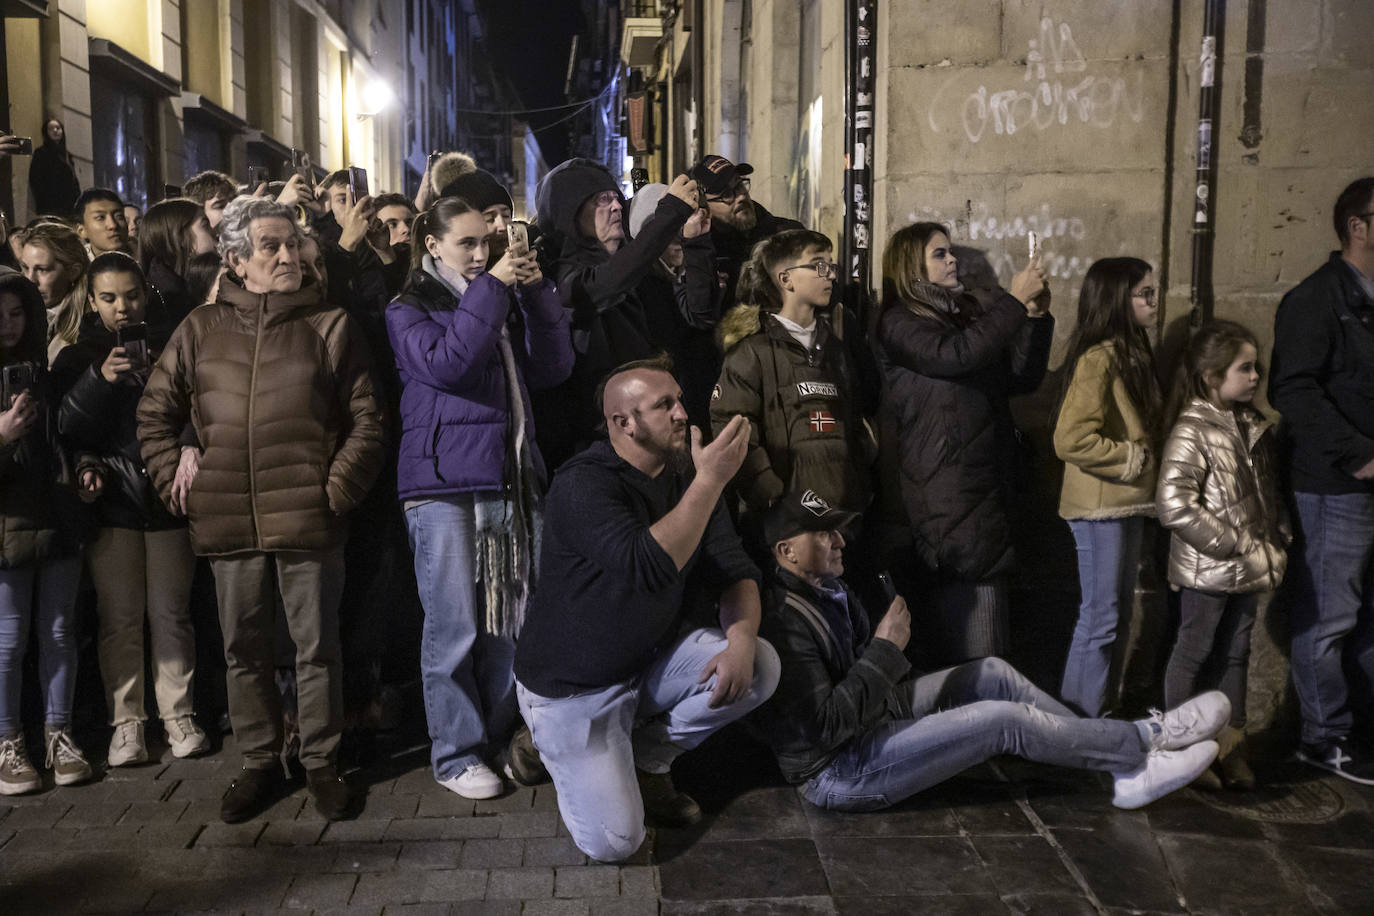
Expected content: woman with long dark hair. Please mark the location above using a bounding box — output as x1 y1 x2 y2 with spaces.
137 199 217 331
1053 257 1163 717
876 221 1051 664
28 119 82 218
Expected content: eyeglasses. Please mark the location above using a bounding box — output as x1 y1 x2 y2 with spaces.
1133 287 1157 305
590 191 620 209
706 178 750 203
782 261 838 280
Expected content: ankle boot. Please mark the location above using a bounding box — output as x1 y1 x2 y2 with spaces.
1218 726 1255 790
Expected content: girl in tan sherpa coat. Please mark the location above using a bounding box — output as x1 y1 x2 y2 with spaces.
1053 257 1162 718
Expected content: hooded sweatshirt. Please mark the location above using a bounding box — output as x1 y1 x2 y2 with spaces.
29 131 82 218
513 439 760 697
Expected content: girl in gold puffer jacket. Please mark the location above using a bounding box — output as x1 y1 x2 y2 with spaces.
1157 320 1289 790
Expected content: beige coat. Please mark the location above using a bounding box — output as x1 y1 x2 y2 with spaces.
1054 343 1157 519
1156 398 1289 594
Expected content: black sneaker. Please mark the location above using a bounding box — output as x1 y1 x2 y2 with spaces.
502 724 550 786
307 765 357 820
220 766 283 823
1295 736 1374 786
636 768 701 827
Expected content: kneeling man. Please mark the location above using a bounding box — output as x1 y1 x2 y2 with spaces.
513 357 780 861
751 491 1226 812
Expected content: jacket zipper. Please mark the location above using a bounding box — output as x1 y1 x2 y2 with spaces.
246 295 265 547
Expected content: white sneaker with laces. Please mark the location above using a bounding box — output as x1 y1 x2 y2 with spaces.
1113 740 1219 809
1139 691 1230 751
437 762 504 800
0 733 41 795
107 720 148 767
44 726 93 786
165 715 210 758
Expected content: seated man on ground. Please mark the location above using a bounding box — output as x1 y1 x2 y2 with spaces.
750 490 1227 812
512 357 781 862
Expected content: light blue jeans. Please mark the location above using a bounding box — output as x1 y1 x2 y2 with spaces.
1061 516 1145 717
1290 492 1374 746
802 657 1147 811
0 554 83 735
517 628 781 862
406 495 518 780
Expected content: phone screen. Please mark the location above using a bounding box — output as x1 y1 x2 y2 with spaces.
348 166 369 200
116 324 150 369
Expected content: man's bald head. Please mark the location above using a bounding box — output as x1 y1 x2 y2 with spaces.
601 367 671 426
597 356 690 474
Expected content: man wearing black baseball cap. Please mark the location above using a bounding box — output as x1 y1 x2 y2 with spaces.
689 155 805 308
749 490 1230 814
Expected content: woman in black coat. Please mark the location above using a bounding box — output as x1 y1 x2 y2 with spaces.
876 222 1052 664
28 119 82 218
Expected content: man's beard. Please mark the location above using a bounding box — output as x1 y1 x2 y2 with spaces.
663 441 694 475
725 203 757 231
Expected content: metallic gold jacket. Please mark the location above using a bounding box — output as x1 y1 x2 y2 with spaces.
1156 398 1289 593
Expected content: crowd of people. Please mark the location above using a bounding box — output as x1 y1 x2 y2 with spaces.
1 120 1372 863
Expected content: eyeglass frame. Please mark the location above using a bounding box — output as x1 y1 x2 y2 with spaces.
781 260 838 280
705 177 751 204
1133 286 1158 305
589 191 621 209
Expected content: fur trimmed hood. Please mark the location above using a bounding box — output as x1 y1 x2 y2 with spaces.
718 303 762 353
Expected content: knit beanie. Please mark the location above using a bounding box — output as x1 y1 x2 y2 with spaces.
431 151 514 212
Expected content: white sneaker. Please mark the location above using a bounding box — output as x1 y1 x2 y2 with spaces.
1139 691 1230 751
165 716 210 758
1113 740 1219 809
438 762 504 800
107 720 148 767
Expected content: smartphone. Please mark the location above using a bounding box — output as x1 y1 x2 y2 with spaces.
428 149 442 167
507 220 530 258
291 148 312 183
163 183 183 199
348 165 369 201
8 137 33 156
877 571 898 605
247 164 269 188
116 323 149 370
1027 230 1040 261
630 167 650 192
1 362 36 409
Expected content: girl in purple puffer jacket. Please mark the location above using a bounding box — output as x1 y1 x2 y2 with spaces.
386 195 573 800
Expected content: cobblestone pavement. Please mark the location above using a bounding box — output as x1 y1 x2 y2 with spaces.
2 720 1373 915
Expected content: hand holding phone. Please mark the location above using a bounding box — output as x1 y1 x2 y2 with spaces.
507 221 530 258
348 165 369 201
1 362 36 410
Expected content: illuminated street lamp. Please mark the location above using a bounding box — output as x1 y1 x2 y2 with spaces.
357 78 395 117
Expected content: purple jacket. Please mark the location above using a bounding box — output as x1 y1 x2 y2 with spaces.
387 267 574 500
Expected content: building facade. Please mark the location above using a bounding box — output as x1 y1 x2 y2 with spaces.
2 0 544 221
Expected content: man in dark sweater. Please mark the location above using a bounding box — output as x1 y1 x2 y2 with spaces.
750 491 1227 812
1269 176 1374 783
513 358 780 862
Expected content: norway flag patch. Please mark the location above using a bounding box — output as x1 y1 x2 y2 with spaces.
809 410 836 432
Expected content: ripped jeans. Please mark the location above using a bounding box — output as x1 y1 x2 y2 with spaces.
802 657 1148 811
517 628 781 862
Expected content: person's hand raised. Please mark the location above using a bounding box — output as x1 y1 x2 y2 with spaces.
337 189 376 252
873 596 911 651
1010 252 1048 312
668 174 700 209
0 391 37 444
690 415 750 488
683 208 711 239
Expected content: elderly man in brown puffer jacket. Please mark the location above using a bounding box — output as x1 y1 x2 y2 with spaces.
137 196 383 823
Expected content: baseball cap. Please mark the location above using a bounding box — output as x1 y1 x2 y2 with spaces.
690 155 754 196
762 489 860 549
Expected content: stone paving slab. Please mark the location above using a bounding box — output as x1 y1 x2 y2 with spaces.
1 730 1372 914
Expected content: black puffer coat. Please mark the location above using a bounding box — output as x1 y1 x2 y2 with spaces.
877 286 1053 581
0 268 87 567
51 312 185 532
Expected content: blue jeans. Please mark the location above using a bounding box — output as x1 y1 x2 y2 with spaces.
0 554 83 735
1061 517 1145 717
406 496 518 780
802 657 1147 812
517 629 781 862
1290 492 1374 745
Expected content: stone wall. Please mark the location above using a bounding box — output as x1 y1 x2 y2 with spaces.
704 0 1374 735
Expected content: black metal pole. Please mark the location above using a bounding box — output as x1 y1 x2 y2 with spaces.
842 0 877 332
1189 0 1225 326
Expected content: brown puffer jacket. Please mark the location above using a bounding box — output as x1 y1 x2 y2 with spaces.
1156 397 1289 594
137 280 384 556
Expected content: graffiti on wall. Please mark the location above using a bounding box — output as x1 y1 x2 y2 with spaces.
927 17 1148 143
